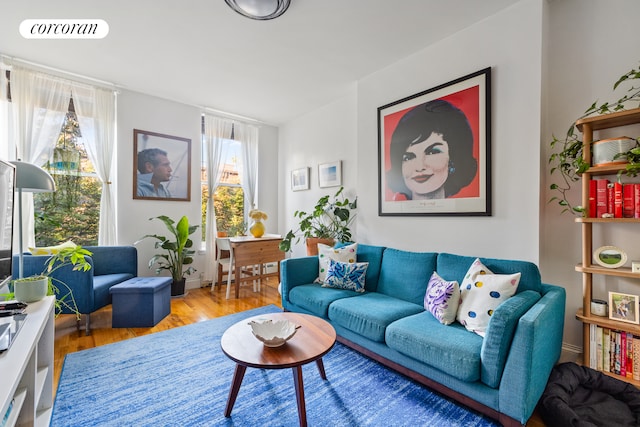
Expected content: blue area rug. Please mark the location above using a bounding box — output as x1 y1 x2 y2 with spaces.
52 305 499 426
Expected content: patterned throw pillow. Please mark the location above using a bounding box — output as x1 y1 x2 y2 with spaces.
315 242 358 283
424 272 460 325
322 259 368 292
456 258 521 337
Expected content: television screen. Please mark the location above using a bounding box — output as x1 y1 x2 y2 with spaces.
0 160 15 289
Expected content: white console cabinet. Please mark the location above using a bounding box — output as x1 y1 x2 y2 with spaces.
0 296 54 427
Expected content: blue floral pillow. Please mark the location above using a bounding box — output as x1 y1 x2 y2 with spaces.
424 272 460 325
322 259 368 292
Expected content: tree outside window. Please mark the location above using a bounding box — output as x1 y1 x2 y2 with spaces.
34 108 101 246
201 138 244 241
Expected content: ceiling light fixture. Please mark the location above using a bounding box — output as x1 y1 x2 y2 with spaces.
224 0 290 20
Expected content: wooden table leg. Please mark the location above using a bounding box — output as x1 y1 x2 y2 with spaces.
224 364 247 417
315 358 327 380
235 264 241 298
292 366 307 427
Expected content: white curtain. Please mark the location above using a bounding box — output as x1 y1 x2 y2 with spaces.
11 67 71 250
71 84 117 245
240 124 259 212
203 114 233 282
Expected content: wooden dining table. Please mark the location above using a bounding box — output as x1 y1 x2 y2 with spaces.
227 234 285 299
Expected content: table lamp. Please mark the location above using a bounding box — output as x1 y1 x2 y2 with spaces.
10 160 56 278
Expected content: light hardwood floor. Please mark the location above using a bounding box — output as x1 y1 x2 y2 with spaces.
53 278 546 426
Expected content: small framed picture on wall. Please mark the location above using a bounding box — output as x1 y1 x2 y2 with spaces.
318 160 342 188
291 167 310 191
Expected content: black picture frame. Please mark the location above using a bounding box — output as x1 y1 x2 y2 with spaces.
377 68 491 216
133 129 191 201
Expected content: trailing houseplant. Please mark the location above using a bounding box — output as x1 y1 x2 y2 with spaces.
2 245 92 318
136 215 199 296
549 64 640 215
279 186 357 253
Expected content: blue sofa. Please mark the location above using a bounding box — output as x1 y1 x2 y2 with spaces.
14 246 137 333
280 244 566 426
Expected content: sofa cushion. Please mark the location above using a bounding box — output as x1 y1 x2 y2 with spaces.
355 244 385 292
386 311 483 382
437 252 542 294
289 284 359 318
376 249 437 305
481 290 541 388
322 260 368 292
456 259 520 336
316 242 358 283
93 273 134 309
328 293 424 342
424 271 460 325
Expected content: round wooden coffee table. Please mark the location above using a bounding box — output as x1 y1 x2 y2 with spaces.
221 312 336 427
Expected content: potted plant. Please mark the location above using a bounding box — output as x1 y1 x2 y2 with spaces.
279 186 357 254
549 64 640 215
137 215 199 296
4 245 92 318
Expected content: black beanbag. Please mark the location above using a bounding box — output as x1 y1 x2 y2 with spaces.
539 362 640 427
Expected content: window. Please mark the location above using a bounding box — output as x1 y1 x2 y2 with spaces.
34 106 101 246
201 137 244 241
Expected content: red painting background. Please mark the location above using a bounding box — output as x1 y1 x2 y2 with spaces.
383 85 480 201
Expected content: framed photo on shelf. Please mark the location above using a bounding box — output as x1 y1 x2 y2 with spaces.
593 245 627 269
133 129 191 201
318 161 342 188
377 67 491 216
608 291 640 324
291 167 310 191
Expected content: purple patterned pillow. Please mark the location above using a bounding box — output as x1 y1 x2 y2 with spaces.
424 272 460 325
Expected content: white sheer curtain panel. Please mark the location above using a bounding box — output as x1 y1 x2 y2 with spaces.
240 124 259 212
203 114 233 282
71 84 117 245
0 65 10 160
11 67 71 250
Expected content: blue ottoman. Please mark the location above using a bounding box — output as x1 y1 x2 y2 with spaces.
110 277 172 328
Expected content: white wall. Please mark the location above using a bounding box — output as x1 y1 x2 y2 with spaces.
117 90 279 289
356 0 543 261
280 0 543 262
541 0 640 350
278 88 358 258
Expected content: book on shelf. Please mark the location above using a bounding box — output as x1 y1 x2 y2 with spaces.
588 179 640 218
624 184 635 218
636 184 640 218
590 326 640 381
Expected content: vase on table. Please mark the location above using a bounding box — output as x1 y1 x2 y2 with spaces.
249 220 265 238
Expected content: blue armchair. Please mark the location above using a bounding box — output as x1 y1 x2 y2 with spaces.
13 246 137 334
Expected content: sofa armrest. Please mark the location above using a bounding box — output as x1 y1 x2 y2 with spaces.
498 284 566 424
280 256 319 304
13 253 96 314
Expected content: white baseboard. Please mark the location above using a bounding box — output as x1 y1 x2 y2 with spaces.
559 342 582 364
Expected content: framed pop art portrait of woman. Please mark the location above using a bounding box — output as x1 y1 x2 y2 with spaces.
377 68 491 216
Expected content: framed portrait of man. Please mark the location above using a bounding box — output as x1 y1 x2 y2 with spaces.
133 129 191 201
377 68 491 216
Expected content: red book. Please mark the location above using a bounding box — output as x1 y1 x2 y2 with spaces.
636 184 640 219
614 182 623 218
627 332 634 379
589 180 597 218
623 184 635 218
607 183 614 217
596 179 609 218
